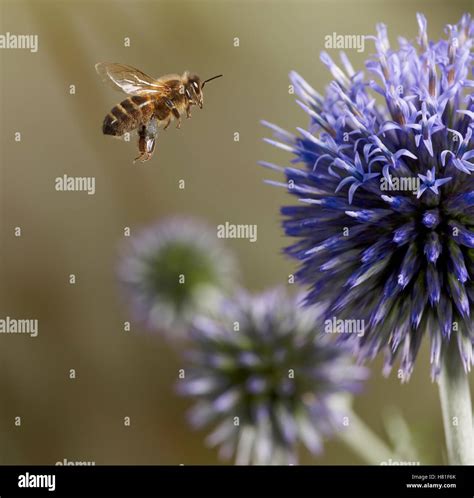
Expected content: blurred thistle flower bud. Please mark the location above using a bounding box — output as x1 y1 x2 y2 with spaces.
178 288 368 464
118 217 238 337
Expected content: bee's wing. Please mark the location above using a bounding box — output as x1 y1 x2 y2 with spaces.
95 62 179 96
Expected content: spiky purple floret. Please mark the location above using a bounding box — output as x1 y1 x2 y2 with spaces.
178 289 367 464
263 14 474 381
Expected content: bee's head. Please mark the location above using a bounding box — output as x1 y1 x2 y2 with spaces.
184 73 204 108
183 72 222 109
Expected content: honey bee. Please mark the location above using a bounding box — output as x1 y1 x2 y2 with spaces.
95 63 223 162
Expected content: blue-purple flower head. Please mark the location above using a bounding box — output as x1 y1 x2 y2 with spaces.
262 14 474 381
118 217 238 336
178 288 367 464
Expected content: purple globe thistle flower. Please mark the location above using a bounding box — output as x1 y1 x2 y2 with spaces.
262 14 474 381
118 217 238 336
178 288 368 464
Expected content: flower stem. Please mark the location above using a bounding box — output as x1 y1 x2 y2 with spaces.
337 410 395 465
438 339 474 465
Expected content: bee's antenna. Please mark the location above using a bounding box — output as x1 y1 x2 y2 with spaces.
202 74 223 87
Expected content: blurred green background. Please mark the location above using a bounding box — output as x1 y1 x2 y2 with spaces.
0 0 472 465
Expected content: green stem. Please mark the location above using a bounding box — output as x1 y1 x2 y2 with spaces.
438 339 474 465
338 410 396 465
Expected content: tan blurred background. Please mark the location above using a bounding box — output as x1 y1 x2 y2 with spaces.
0 0 472 465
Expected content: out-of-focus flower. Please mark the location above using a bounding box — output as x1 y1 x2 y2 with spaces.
262 14 474 380
178 288 368 464
118 217 238 336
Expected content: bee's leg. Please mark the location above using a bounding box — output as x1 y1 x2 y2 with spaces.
134 125 147 163
134 136 155 163
134 122 157 163
172 108 181 129
164 99 181 129
144 135 156 160
186 102 192 119
163 117 171 130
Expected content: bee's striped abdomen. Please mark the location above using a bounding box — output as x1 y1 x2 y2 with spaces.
102 95 154 136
